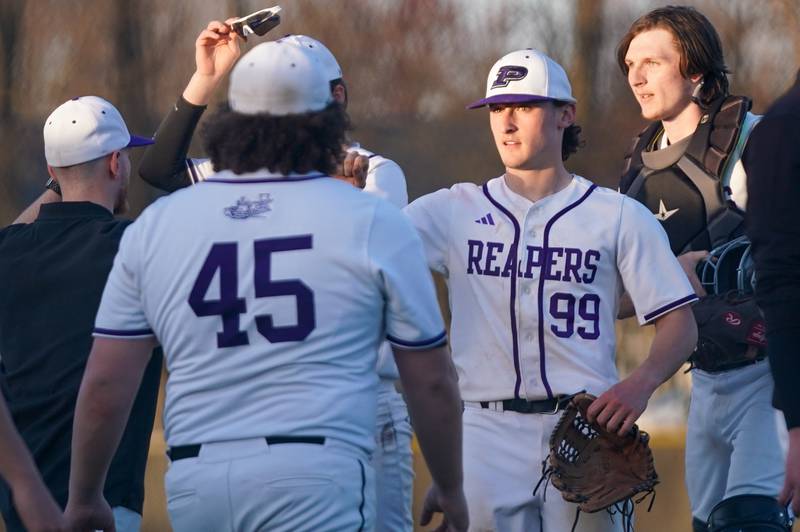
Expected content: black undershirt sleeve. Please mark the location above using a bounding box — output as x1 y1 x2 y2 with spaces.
138 96 207 192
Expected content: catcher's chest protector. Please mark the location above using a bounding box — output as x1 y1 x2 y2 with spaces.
619 96 750 255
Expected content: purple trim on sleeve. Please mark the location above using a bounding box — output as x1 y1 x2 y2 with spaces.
186 158 199 184
643 293 698 322
205 173 328 184
482 183 523 399
93 327 154 337
537 184 597 400
387 330 448 349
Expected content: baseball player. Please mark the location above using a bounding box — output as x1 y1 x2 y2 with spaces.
63 39 467 532
404 48 698 531
138 22 415 531
616 6 788 530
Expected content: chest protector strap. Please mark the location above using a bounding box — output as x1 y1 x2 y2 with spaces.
620 95 751 252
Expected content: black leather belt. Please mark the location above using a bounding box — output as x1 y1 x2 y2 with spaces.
167 435 326 461
479 392 581 414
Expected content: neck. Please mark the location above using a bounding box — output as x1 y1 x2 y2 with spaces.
660 101 704 144
59 182 115 213
503 163 573 203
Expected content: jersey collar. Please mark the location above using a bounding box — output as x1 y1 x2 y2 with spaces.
204 168 330 184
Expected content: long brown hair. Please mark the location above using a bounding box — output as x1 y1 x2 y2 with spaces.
616 5 729 105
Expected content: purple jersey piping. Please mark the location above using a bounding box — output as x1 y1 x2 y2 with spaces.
93 327 154 337
204 173 328 184
537 184 598 399
643 293 698 322
481 183 523 399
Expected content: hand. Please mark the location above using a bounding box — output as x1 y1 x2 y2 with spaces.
183 20 242 106
677 250 709 297
64 495 115 532
11 480 67 532
196 19 242 79
419 483 469 532
334 151 370 189
587 375 656 436
779 428 800 514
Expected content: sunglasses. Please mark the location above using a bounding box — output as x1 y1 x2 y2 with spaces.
231 6 282 38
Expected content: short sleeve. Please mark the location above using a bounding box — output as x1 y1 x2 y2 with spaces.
363 157 408 209
617 197 698 324
368 203 446 350
93 222 154 338
403 189 452 276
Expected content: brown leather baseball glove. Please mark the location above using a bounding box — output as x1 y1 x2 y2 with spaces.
537 393 658 523
689 291 767 372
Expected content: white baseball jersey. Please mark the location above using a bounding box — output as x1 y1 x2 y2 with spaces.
93 169 444 452
404 174 697 402
183 146 409 381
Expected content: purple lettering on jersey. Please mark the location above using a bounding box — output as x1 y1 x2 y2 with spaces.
562 248 583 283
466 239 484 274
501 250 515 278
543 248 564 281
521 245 543 278
254 236 316 343
577 294 600 339
549 293 575 338
582 249 600 283
484 241 504 276
189 242 249 348
491 65 528 89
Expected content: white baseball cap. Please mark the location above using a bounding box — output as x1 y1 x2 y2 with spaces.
228 40 333 116
467 49 576 109
43 96 154 167
278 34 343 83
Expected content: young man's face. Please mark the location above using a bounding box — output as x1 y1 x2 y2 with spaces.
489 101 570 171
624 28 700 122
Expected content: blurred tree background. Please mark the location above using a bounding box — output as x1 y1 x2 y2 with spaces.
2 0 799 414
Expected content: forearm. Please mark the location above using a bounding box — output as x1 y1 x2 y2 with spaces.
0 399 42 489
632 306 697 390
138 95 206 192
13 189 61 224
394 346 463 494
69 339 153 501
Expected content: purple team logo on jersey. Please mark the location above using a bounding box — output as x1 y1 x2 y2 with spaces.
491 65 528 89
224 193 273 219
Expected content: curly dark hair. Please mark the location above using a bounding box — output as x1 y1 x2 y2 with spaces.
616 5 729 105
553 102 584 161
202 102 351 176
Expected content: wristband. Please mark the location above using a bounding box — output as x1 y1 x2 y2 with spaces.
45 177 62 196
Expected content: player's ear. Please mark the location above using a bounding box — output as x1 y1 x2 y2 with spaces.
108 151 121 179
556 102 576 129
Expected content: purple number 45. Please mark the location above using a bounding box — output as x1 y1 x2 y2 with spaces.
189 236 316 348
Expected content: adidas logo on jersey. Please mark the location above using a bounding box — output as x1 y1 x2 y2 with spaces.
475 213 495 226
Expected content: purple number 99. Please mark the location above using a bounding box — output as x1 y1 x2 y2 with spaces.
549 292 600 340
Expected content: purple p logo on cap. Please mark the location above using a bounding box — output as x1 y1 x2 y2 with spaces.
491 66 529 89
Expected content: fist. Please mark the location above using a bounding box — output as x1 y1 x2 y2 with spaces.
334 151 369 189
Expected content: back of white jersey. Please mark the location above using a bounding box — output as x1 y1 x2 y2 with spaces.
94 170 444 452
